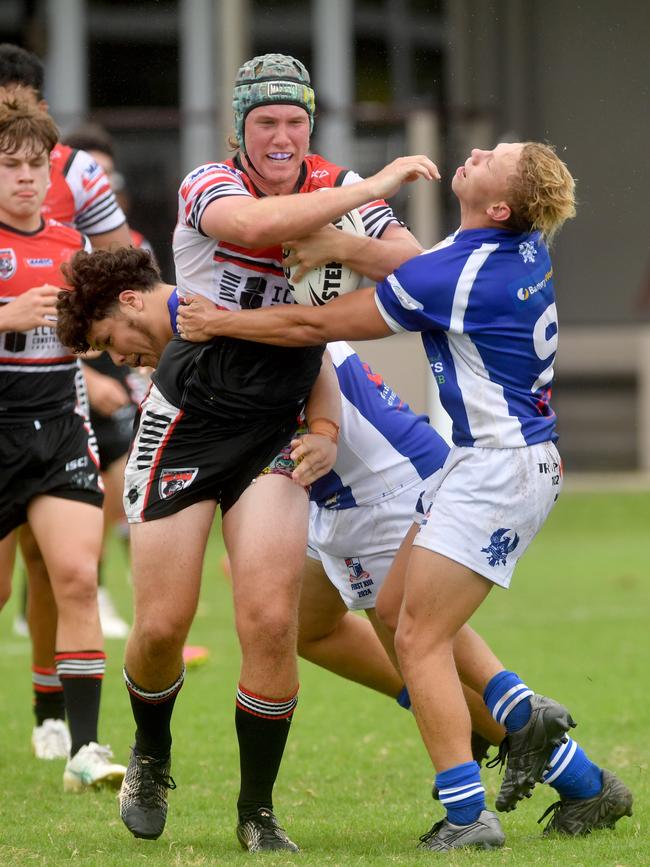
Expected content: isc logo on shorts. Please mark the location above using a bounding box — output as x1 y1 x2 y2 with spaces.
159 468 198 499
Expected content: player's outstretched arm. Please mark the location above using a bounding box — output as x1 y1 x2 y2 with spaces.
200 155 440 249
177 286 393 347
0 284 59 333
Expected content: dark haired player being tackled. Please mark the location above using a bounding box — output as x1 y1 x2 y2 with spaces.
57 52 439 853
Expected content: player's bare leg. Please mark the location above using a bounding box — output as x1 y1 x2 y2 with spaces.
27 495 125 791
121 500 215 840
20 527 70 758
395 548 504 849
223 473 307 852
297 557 404 697
0 529 17 610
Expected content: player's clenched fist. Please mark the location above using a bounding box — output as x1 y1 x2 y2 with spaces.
176 293 220 342
0 283 59 333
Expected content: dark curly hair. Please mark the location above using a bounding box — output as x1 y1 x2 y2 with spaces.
57 247 161 352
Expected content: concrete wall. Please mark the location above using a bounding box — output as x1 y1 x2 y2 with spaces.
526 1 649 324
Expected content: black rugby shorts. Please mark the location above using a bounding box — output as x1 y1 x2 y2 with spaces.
0 411 104 539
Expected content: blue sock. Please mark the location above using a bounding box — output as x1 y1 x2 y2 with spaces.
396 685 411 710
484 670 533 732
435 761 485 825
543 738 603 799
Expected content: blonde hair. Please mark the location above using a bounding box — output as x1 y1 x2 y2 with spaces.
506 142 576 243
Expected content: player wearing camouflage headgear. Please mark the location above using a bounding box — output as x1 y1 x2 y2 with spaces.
232 53 315 154
118 47 438 854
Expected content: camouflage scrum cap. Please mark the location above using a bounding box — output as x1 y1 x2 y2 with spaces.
232 53 315 149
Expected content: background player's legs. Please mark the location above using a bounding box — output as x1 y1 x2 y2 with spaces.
20 527 68 757
27 495 124 790
297 556 403 697
0 529 17 609
97 452 130 638
223 473 307 829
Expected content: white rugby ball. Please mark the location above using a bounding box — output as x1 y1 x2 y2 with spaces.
284 209 365 306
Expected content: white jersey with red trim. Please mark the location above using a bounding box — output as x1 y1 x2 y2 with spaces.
173 153 401 309
0 219 91 423
42 144 127 237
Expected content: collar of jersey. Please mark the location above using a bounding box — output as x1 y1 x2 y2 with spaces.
233 152 307 197
0 217 46 237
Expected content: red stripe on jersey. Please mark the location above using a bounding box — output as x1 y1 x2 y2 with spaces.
213 252 284 277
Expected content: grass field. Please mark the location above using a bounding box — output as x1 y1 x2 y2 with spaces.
0 489 647 866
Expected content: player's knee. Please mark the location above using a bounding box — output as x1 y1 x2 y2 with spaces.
51 560 99 609
374 588 399 634
237 602 297 656
135 615 187 658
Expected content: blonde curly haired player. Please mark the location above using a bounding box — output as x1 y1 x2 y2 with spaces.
176 140 633 852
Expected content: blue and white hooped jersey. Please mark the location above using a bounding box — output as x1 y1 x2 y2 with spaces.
310 342 449 509
375 229 558 449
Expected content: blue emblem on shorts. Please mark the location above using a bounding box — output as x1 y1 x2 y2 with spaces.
481 528 520 567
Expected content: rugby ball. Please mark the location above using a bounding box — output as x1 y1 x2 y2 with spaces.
284 209 365 306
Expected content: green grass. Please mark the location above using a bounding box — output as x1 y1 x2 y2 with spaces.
0 491 647 865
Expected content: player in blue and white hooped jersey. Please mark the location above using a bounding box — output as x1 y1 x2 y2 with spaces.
177 141 633 849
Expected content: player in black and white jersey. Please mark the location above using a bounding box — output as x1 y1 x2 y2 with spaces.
145 53 436 853
0 98 126 792
54 51 438 852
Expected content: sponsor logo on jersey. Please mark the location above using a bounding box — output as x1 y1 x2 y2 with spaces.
0 248 17 279
159 468 198 499
516 267 553 301
311 169 330 179
481 528 520 567
518 240 537 263
25 257 54 268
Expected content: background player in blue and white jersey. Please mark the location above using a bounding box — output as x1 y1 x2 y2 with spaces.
177 141 633 850
298 341 503 753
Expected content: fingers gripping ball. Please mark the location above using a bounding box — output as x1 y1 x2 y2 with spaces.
284 209 365 306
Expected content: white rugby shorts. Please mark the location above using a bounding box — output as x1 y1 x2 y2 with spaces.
413 441 562 588
307 472 442 610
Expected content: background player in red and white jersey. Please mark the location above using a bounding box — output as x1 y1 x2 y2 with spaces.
0 44 136 756
0 97 126 791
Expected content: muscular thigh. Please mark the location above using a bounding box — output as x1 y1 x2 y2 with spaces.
224 473 308 612
27 495 103 579
129 499 216 630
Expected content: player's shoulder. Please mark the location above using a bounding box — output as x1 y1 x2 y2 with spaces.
180 160 243 193
42 218 87 247
303 153 351 190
